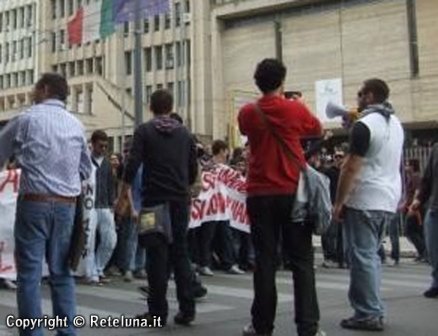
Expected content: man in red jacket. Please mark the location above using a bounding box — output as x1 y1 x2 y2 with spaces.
238 58 324 336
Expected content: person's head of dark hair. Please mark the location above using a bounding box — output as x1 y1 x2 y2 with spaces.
91 130 109 144
230 147 243 165
254 58 287 94
150 89 173 115
169 112 183 124
212 140 228 156
361 78 390 104
408 159 420 173
33 73 69 103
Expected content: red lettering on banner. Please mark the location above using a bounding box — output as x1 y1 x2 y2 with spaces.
191 199 207 220
201 173 216 192
206 194 218 216
0 169 20 194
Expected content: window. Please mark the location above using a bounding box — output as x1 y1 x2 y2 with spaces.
85 85 93 114
0 45 2 63
77 60 84 75
0 13 3 32
20 7 25 28
164 13 171 29
145 85 153 104
157 83 163 90
68 0 74 16
185 0 190 13
186 39 191 66
143 19 149 33
51 0 57 19
60 63 67 77
174 2 181 27
52 32 57 52
12 41 17 61
5 74 10 89
69 62 75 77
27 70 33 86
59 30 66 50
96 57 103 75
11 10 17 30
5 42 9 63
19 39 24 59
167 82 174 96
86 58 93 73
144 47 152 72
26 5 33 27
177 80 184 106
0 76 3 90
27 37 32 58
125 51 132 75
12 73 17 88
77 90 84 113
176 41 182 66
165 43 174 69
124 22 129 34
154 15 160 31
155 46 163 70
60 0 65 18
52 65 58 73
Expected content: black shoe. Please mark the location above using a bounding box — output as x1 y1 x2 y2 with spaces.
194 285 208 299
174 312 195 326
424 287 438 298
135 312 167 327
340 316 384 331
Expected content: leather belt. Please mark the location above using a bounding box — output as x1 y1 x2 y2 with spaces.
21 194 77 204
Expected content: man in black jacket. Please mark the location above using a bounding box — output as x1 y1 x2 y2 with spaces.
117 89 198 326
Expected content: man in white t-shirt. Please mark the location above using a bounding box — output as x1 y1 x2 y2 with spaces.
333 79 404 332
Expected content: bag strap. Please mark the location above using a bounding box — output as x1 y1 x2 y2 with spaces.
254 103 306 173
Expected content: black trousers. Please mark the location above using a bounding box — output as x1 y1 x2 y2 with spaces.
143 201 195 321
405 212 426 258
247 194 320 336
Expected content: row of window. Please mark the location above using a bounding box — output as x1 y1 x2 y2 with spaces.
0 4 35 32
0 70 35 90
51 57 104 78
0 37 34 64
143 80 188 107
51 0 191 24
125 41 190 75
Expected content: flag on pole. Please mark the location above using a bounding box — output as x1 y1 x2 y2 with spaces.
68 0 170 45
68 0 116 45
114 0 170 23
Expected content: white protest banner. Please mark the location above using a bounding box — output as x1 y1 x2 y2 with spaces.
0 169 20 280
190 165 250 233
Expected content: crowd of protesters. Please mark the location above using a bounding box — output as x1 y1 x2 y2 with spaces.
0 61 438 336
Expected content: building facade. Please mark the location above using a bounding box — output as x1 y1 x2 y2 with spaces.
1 0 438 149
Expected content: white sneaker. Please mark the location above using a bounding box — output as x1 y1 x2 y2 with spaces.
315 330 326 336
2 279 17 290
227 265 245 275
134 269 147 279
124 271 133 282
199 266 214 276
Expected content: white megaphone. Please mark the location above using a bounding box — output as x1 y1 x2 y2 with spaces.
325 101 349 119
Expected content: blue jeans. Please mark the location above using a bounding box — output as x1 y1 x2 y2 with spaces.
424 209 438 289
388 212 401 262
343 207 393 319
14 199 77 336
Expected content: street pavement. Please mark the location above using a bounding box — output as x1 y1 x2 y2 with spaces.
0 242 435 336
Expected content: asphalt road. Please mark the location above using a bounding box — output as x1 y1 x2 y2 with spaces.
0 254 435 336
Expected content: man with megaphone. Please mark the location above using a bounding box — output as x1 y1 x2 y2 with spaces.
332 79 404 332
325 101 360 129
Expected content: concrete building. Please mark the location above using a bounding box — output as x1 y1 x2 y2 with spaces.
1 0 438 150
210 0 438 146
0 0 201 151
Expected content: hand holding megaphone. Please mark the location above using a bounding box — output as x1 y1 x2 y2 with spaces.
325 101 360 129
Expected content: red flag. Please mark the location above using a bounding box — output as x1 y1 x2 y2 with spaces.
68 7 84 45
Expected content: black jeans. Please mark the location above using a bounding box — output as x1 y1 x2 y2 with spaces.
405 212 426 258
247 194 320 336
143 201 195 321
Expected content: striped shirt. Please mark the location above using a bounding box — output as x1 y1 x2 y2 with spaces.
0 99 92 196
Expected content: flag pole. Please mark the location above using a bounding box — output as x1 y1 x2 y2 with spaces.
133 0 144 127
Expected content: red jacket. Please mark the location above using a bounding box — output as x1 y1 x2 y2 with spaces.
238 95 322 196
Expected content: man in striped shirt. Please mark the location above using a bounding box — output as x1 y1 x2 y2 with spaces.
0 73 92 336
